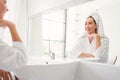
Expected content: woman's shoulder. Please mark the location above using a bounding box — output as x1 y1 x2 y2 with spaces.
100 35 109 44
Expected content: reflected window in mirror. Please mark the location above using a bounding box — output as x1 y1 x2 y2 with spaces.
42 10 66 59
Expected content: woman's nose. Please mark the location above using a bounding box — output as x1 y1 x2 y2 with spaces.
85 24 89 28
5 6 8 12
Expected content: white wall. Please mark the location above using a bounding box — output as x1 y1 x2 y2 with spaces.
98 3 120 59
28 0 93 17
29 15 43 56
28 0 70 17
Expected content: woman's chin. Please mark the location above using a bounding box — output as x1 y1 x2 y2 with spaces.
86 31 92 34
0 15 4 19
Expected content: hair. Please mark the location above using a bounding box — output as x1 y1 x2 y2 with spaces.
88 16 98 33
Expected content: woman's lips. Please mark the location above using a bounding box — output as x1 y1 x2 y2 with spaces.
86 28 91 31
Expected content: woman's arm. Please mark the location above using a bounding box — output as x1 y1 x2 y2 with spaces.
95 34 101 50
78 34 101 58
0 20 28 70
78 53 94 58
0 19 22 42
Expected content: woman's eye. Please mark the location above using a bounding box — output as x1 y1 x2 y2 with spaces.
89 22 93 24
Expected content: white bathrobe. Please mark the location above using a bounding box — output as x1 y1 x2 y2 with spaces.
0 39 28 71
68 34 109 62
67 12 109 63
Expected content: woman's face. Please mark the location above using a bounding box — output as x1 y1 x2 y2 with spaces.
0 0 8 19
85 17 97 34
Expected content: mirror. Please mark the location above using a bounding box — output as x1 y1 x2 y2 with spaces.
28 0 120 64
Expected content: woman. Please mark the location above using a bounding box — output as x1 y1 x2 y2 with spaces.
0 0 28 70
0 0 27 79
69 12 109 63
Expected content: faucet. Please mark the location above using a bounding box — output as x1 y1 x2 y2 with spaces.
49 51 55 60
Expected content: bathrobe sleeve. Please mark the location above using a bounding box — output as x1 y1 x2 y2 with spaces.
92 37 109 62
66 38 83 58
0 41 28 71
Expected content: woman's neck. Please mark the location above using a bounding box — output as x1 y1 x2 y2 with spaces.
87 31 96 35
87 32 96 43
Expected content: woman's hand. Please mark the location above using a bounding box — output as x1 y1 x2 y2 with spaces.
93 33 101 50
0 70 12 80
88 33 101 50
88 33 100 40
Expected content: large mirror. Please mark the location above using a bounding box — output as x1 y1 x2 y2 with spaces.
28 0 120 64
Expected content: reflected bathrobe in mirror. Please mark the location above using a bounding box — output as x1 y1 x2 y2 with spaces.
67 12 109 63
0 39 28 71
68 34 109 63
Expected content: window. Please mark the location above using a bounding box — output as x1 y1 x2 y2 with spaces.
42 10 66 59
